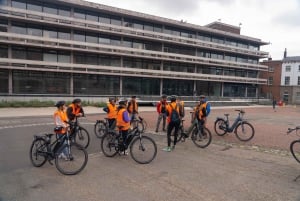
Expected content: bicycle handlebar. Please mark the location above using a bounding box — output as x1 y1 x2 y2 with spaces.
287 126 300 134
235 109 245 114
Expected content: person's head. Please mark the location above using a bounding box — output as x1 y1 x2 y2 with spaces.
72 98 82 107
170 95 177 102
118 99 127 107
108 97 115 104
55 100 66 110
161 94 167 101
131 96 136 101
199 95 206 103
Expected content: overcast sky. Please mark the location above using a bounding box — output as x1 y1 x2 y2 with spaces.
88 0 300 60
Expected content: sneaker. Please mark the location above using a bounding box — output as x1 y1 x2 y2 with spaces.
162 146 172 152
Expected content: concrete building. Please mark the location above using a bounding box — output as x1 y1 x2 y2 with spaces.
0 0 269 101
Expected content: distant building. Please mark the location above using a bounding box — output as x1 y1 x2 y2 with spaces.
0 0 269 100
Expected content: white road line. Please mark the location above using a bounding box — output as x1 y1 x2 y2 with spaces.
0 122 95 130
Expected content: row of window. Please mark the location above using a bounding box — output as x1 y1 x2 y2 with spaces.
6 0 260 51
283 76 300 86
0 69 257 97
285 65 300 72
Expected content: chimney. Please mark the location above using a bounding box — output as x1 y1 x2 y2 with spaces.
284 48 287 58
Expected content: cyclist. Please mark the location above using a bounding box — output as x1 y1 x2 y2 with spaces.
117 99 131 151
103 97 117 129
155 94 168 132
195 95 211 133
163 95 182 152
53 100 69 159
67 98 84 121
177 96 185 119
127 96 138 121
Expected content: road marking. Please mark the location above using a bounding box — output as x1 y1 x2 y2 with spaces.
0 122 95 130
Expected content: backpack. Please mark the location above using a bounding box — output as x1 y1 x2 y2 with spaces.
170 104 180 123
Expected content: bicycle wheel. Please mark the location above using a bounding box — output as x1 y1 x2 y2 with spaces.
94 121 106 138
101 133 118 157
235 122 255 141
55 143 88 175
74 127 90 149
171 126 184 143
29 138 47 167
191 127 212 148
130 136 157 164
290 140 300 163
214 119 227 136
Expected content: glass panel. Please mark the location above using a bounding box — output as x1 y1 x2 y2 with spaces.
74 9 86 19
27 3 42 12
58 52 70 63
223 83 246 97
0 69 8 93
74 53 86 64
58 8 70 17
27 26 42 36
0 45 8 58
43 50 57 62
27 48 43 60
86 33 98 43
12 46 26 59
86 12 98 22
99 34 110 44
43 6 58 15
163 79 193 96
111 17 121 26
86 54 98 65
11 0 26 9
74 31 86 42
58 30 70 40
11 24 26 34
0 0 7 6
43 29 57 38
196 81 221 96
123 77 160 95
154 25 162 33
110 37 121 46
99 14 110 24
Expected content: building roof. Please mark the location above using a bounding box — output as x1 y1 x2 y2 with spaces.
283 56 300 63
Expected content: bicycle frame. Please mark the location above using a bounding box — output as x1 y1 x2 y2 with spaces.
217 112 243 133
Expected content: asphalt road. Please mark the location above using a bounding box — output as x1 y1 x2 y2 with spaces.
0 113 300 201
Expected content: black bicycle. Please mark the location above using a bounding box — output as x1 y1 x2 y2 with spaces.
70 117 90 148
94 118 114 138
130 115 147 133
287 126 300 181
214 109 255 141
100 120 157 164
29 127 88 175
171 116 212 148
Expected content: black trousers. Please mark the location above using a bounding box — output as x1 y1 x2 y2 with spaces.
167 121 180 147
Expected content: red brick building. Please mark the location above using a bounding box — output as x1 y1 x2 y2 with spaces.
260 59 282 101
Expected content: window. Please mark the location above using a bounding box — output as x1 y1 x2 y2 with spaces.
296 92 300 100
74 9 86 20
11 0 26 9
298 77 300 85
43 6 58 15
0 69 8 93
27 48 42 60
298 65 300 72
74 31 86 42
58 30 70 40
0 45 8 58
11 23 26 34
58 8 70 17
43 28 57 38
12 46 26 59
285 76 290 85
269 66 274 72
268 77 273 85
286 66 291 72
27 26 42 36
27 3 42 12
43 50 57 62
86 12 98 22
86 33 98 44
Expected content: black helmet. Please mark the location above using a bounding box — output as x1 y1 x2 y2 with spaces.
161 94 167 98
72 98 81 104
170 95 177 102
55 100 65 107
131 95 136 98
199 95 206 99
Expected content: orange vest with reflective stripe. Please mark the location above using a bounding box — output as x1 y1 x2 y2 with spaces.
128 101 138 113
107 103 117 119
69 103 81 116
198 102 207 119
166 102 180 123
53 109 68 134
117 108 130 131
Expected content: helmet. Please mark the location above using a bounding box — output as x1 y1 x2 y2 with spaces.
55 100 65 107
118 99 127 105
170 95 177 102
72 98 81 104
199 95 206 99
131 95 136 99
161 94 167 99
108 97 115 102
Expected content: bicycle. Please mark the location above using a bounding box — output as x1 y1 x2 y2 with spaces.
29 126 88 175
70 117 90 149
171 113 212 148
94 118 115 138
100 120 157 164
287 126 300 181
214 109 255 141
130 115 147 133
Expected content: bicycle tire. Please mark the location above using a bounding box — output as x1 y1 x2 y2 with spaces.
55 143 88 175
101 133 118 157
94 121 106 138
130 136 157 164
29 138 48 167
171 126 184 143
74 127 90 149
290 140 300 163
235 122 255 141
191 127 212 148
214 119 227 136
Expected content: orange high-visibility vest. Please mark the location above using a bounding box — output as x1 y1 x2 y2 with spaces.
197 102 207 119
107 103 117 119
128 101 138 114
166 102 180 123
53 109 68 134
69 103 81 116
116 108 130 131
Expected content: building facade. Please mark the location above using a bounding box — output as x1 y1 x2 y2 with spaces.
260 59 282 101
280 56 300 104
0 0 268 100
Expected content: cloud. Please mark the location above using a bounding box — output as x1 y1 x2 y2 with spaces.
273 10 300 26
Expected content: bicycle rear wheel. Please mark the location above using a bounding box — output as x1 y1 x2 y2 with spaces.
235 122 255 141
214 119 227 136
191 127 212 148
130 136 157 164
290 140 300 163
29 138 47 167
171 126 184 143
74 127 90 149
94 121 106 138
101 133 118 157
55 143 88 175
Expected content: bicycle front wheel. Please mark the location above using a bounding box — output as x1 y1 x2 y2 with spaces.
290 140 300 163
101 133 118 157
235 122 255 141
130 136 157 164
94 121 106 138
30 138 47 167
55 143 88 175
75 127 90 149
191 127 212 148
214 119 227 136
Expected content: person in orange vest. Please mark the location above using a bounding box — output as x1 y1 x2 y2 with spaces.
127 96 138 121
195 95 211 132
53 100 69 159
117 99 131 150
155 94 168 132
103 97 117 129
66 98 84 121
163 95 182 152
176 96 185 119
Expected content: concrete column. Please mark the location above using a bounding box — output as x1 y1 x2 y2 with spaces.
70 73 74 95
8 69 12 94
221 83 224 97
160 78 163 95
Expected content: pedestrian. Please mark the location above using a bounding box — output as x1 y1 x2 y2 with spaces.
272 99 277 112
195 95 211 132
127 95 138 121
103 97 117 129
66 98 84 121
155 94 168 132
163 95 182 152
